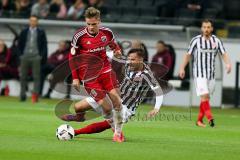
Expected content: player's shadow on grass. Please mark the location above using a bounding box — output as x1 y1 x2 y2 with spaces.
73 136 112 142
74 135 168 144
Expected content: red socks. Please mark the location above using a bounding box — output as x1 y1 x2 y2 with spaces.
74 120 111 136
202 100 213 121
197 101 205 122
197 100 213 122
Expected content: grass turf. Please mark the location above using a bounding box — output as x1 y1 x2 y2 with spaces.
0 96 240 160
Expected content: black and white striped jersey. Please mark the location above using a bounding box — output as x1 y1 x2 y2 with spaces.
187 34 226 79
120 63 159 114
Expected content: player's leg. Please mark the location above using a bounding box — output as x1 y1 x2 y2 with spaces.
74 97 114 136
19 58 29 101
76 96 116 136
85 71 124 142
101 71 124 142
79 88 125 141
97 97 113 119
204 79 215 127
200 93 214 127
74 99 94 113
195 78 210 127
61 99 92 122
75 103 130 140
84 79 113 119
107 88 125 142
31 58 41 103
197 101 206 127
74 119 112 136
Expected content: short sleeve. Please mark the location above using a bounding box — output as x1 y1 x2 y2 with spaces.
217 38 226 54
187 37 197 55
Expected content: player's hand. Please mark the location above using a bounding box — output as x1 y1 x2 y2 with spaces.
225 63 231 74
114 50 122 58
179 68 185 79
71 47 76 55
147 108 159 118
72 79 80 92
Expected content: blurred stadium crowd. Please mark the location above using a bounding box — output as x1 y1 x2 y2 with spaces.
0 0 238 25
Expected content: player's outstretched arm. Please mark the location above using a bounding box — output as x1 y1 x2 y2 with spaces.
69 53 81 91
113 49 122 58
221 53 231 74
179 54 191 79
147 108 160 118
142 68 163 118
106 51 126 64
147 83 163 118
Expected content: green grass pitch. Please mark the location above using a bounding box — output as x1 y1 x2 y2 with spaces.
0 96 240 160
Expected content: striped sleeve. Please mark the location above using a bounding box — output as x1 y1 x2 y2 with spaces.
187 37 198 55
142 70 163 98
217 38 226 54
142 71 158 89
71 28 86 49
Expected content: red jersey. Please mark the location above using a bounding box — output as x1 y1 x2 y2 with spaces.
69 26 120 81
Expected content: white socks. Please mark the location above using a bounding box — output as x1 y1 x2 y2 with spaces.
113 107 123 136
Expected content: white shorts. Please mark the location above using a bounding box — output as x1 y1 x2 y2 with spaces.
86 97 104 115
85 97 132 123
194 78 215 96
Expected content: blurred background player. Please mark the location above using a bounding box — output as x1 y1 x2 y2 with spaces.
0 39 19 95
18 15 48 103
41 40 70 98
151 40 174 81
69 7 124 142
179 19 231 127
63 48 163 138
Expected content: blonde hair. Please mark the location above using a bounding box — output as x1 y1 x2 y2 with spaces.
84 7 100 19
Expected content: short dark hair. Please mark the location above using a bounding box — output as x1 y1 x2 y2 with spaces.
157 40 165 46
201 19 213 27
127 48 145 58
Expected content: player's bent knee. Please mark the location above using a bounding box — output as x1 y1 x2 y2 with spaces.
74 103 85 113
74 103 80 112
110 95 122 106
112 101 122 111
102 107 112 117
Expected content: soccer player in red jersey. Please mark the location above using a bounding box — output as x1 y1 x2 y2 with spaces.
69 7 124 142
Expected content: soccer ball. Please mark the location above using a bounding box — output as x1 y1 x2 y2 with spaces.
56 124 75 141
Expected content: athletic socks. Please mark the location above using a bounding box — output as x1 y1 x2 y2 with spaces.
74 120 111 136
197 100 213 123
202 100 213 121
113 108 123 136
197 101 205 122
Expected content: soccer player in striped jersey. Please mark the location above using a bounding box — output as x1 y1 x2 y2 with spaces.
62 49 163 140
179 19 231 127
